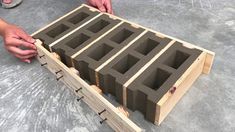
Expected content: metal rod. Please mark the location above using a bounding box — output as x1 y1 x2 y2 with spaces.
39 55 45 58
41 63 47 66
75 87 82 93
55 70 62 74
98 109 106 115
77 96 84 102
56 75 63 81
100 118 107 124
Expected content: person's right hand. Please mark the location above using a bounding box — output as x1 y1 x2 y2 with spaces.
1 23 37 63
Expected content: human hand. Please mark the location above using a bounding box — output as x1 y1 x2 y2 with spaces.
87 0 113 14
1 23 36 63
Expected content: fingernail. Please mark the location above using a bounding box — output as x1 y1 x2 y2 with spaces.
26 60 31 64
30 38 36 43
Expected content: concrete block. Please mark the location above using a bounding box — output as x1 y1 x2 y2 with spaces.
33 6 100 50
97 31 171 104
126 42 202 122
73 23 145 85
51 14 121 67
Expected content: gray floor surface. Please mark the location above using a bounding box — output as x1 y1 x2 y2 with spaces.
0 0 234 132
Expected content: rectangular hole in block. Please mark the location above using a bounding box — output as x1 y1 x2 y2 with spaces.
68 12 89 24
87 19 110 33
164 50 190 69
66 33 90 49
112 54 139 74
135 38 159 55
143 68 171 90
88 43 113 61
46 24 69 38
110 28 134 44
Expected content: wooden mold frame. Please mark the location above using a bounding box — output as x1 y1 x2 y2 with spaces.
32 4 215 132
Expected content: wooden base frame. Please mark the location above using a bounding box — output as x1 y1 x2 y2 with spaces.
33 4 215 131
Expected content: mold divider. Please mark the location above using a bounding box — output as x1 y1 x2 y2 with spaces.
95 30 148 72
155 51 207 125
70 21 124 60
81 4 215 74
122 40 176 106
35 40 141 132
48 13 103 51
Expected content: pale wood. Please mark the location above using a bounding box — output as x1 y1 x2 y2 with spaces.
35 39 141 132
155 51 207 125
202 52 215 74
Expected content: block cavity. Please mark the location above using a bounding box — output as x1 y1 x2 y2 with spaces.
127 42 202 123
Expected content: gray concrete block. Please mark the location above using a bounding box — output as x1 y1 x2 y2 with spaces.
127 42 202 123
73 23 145 85
51 14 121 67
97 32 172 104
33 6 100 50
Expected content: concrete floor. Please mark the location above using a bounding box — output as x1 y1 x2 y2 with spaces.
0 0 234 131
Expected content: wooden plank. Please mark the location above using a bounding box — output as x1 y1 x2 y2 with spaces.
155 51 207 125
202 52 215 74
35 39 141 132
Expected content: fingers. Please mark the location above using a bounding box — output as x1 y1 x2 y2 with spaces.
95 0 106 12
21 59 31 64
5 37 36 50
104 0 113 14
7 46 37 56
14 53 36 60
16 29 35 43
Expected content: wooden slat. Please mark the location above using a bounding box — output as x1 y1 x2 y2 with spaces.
35 39 141 132
155 51 207 125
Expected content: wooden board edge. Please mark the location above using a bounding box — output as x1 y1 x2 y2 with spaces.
202 51 215 74
155 51 207 125
35 39 141 132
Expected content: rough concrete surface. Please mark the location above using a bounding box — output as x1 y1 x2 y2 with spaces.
0 0 234 132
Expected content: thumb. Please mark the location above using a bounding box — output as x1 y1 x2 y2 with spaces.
96 1 106 12
17 30 35 44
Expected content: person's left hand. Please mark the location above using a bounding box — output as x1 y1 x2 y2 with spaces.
87 0 113 14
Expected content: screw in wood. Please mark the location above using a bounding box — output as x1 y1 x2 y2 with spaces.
98 109 106 115
77 96 84 102
39 55 45 58
170 87 176 94
100 118 107 124
41 63 47 66
56 75 63 81
75 87 82 93
55 70 62 74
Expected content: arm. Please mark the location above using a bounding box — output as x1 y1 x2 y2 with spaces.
87 0 113 14
0 19 36 63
